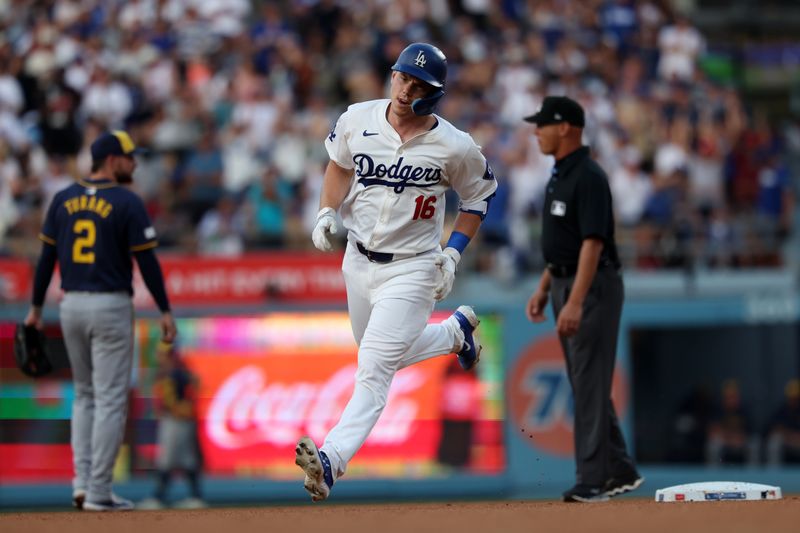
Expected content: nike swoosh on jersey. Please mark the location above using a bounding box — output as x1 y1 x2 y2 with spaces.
362 130 379 137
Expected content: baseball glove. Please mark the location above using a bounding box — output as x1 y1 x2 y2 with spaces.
14 323 53 377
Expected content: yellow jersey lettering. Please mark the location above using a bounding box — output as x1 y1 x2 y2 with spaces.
95 198 108 217
63 195 114 218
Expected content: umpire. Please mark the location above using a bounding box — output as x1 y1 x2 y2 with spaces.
524 96 642 503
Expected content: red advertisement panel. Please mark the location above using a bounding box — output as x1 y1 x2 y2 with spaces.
0 253 347 306
0 444 73 481
0 259 32 301
186 354 450 477
142 253 347 306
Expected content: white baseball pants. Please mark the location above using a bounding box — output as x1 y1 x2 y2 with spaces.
321 241 462 479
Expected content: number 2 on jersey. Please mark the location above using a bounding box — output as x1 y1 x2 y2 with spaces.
72 219 96 264
412 195 436 220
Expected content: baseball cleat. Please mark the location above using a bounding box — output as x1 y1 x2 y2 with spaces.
452 305 481 371
83 493 135 511
604 472 644 497
173 497 208 509
295 436 334 502
562 484 610 503
72 489 86 510
137 497 166 510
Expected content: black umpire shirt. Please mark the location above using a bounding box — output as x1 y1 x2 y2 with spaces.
541 146 620 269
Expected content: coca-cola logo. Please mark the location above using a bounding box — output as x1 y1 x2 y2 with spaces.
205 365 428 449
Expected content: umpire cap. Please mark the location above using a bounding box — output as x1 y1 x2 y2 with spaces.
91 130 145 163
524 96 585 127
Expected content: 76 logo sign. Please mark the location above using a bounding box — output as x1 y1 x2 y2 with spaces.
523 365 574 429
508 335 628 455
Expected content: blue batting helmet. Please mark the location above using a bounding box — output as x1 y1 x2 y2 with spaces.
391 43 447 116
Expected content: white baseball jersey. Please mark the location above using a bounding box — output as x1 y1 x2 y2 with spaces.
325 99 498 254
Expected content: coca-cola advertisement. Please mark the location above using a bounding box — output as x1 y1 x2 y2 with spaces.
134 312 506 478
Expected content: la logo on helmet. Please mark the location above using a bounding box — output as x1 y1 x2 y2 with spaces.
414 50 426 67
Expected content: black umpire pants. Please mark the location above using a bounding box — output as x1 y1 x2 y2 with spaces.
550 267 637 487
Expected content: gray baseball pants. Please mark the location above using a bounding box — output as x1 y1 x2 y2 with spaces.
60 292 134 503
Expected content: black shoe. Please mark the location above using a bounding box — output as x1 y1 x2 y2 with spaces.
72 489 85 510
604 472 644 497
562 484 610 502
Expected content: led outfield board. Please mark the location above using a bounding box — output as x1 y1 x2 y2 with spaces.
0 312 505 481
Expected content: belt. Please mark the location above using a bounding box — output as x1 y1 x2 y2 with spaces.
355 242 420 264
547 259 618 278
546 263 577 278
64 290 130 295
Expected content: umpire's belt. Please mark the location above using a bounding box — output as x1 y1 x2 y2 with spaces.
356 242 418 264
547 259 617 278
546 263 577 278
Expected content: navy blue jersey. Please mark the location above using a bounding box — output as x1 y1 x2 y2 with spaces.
39 178 158 293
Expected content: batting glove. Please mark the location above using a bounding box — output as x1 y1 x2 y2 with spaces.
312 207 338 252
433 247 461 301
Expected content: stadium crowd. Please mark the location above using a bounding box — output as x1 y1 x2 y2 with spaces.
0 0 796 278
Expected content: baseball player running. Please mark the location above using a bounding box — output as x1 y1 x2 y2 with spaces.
24 131 176 511
295 43 498 501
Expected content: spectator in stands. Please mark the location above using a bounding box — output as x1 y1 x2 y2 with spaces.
765 379 800 466
688 114 725 212
220 120 262 194
0 57 25 117
36 68 83 164
180 127 225 223
229 81 281 157
80 66 132 128
706 379 760 466
726 115 770 212
755 151 794 251
0 140 21 252
641 167 691 265
174 5 219 61
599 0 639 55
39 154 74 211
610 144 653 227
0 1 793 272
244 165 290 249
657 12 705 82
703 206 741 268
196 193 246 257
0 55 31 158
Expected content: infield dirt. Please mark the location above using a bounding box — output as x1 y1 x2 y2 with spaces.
2 497 798 533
